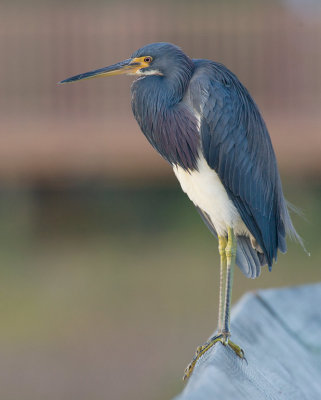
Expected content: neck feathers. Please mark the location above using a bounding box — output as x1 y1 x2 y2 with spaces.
165 54 194 103
131 64 200 171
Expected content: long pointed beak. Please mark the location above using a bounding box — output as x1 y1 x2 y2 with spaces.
58 58 140 84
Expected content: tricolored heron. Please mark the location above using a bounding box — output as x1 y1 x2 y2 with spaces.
60 42 302 379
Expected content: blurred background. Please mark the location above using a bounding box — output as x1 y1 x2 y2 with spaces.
0 0 320 399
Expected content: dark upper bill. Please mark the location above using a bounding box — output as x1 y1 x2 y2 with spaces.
58 58 140 84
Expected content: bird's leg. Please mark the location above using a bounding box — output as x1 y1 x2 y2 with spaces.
222 226 236 338
218 235 227 332
183 230 244 381
221 227 244 358
183 235 227 381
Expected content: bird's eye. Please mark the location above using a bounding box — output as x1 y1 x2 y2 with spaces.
144 57 152 63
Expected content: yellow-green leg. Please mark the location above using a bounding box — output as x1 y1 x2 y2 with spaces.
222 227 236 338
221 228 244 358
183 228 244 381
218 235 227 332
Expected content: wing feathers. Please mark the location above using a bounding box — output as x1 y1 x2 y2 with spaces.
189 60 291 267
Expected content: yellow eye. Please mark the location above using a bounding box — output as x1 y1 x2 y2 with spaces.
144 57 152 63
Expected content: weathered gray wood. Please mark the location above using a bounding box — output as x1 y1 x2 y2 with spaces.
175 283 321 400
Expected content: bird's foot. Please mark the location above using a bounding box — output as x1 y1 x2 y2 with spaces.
183 333 224 380
183 332 244 381
227 338 245 359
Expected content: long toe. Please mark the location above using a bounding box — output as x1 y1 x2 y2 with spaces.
183 333 224 380
227 339 245 359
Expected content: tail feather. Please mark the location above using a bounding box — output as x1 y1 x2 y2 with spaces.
236 235 267 278
284 200 309 254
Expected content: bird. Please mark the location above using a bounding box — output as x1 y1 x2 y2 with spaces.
60 42 302 380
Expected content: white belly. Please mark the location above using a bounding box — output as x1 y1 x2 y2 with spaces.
173 155 249 237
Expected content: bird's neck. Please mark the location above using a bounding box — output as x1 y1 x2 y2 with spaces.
132 56 194 105
131 63 200 171
163 59 194 104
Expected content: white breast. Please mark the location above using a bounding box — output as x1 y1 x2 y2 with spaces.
173 154 250 237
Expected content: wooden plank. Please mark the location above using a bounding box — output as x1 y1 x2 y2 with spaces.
175 283 321 400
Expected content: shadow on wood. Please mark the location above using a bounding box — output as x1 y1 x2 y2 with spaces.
175 283 321 400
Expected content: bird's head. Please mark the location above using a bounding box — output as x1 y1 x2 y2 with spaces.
59 42 193 83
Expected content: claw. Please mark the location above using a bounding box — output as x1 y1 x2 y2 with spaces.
183 335 245 381
183 359 196 381
227 339 245 359
183 334 224 381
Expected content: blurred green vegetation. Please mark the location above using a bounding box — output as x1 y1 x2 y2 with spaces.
0 179 320 400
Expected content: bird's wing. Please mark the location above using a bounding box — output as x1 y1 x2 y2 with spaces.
189 61 286 266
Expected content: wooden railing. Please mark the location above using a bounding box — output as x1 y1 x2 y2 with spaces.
175 283 321 399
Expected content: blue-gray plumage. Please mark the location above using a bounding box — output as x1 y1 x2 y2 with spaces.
129 43 299 277
60 42 302 379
